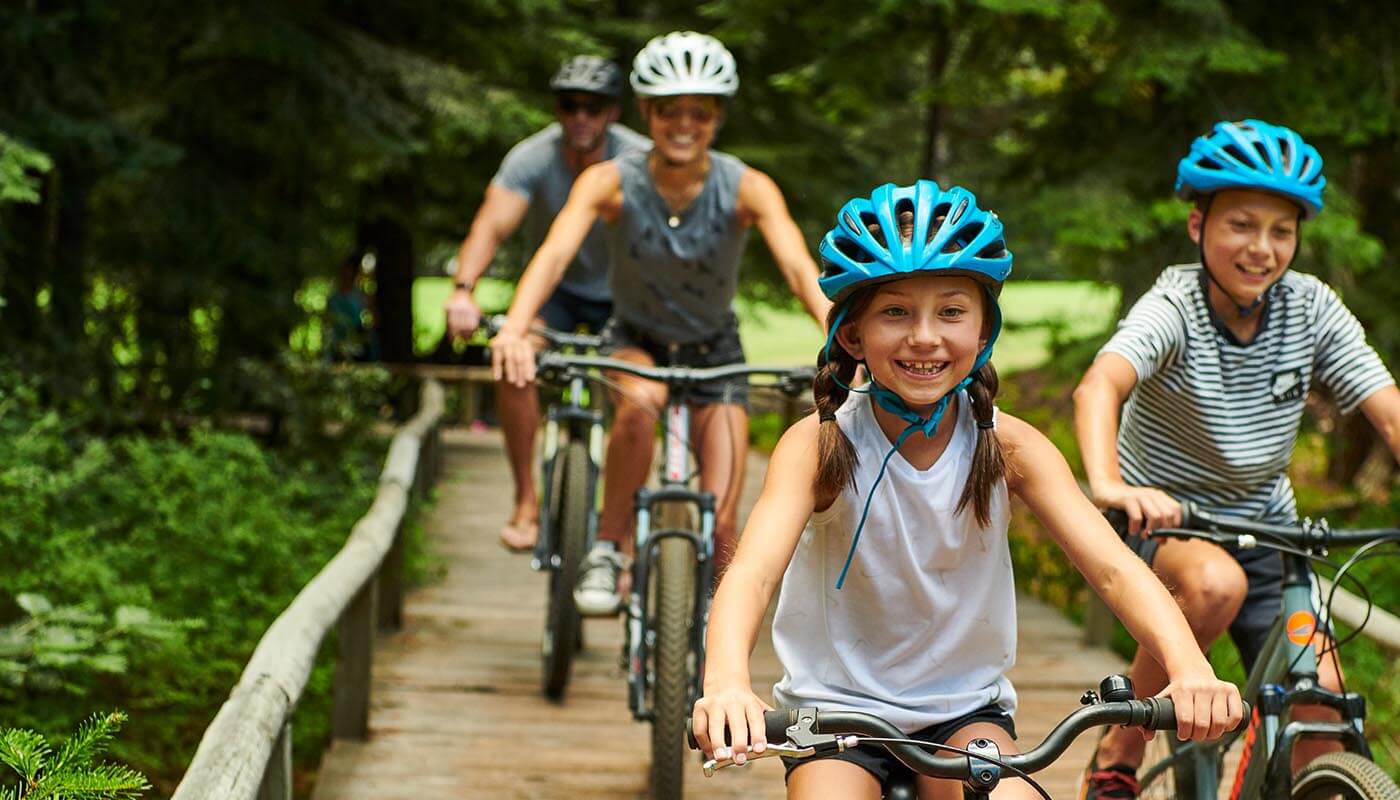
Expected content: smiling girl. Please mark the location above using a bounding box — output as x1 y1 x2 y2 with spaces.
691 181 1242 799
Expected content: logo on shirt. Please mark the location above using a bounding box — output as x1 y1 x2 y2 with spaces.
1270 368 1305 404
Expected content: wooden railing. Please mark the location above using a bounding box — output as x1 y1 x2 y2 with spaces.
172 379 445 800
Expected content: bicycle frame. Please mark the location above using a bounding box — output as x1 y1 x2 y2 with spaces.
1140 545 1374 799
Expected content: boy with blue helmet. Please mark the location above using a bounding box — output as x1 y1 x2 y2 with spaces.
693 181 1241 799
1074 120 1400 797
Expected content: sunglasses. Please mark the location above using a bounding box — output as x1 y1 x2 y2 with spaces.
557 96 611 116
652 97 721 123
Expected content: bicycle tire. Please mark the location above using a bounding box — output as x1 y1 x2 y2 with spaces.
541 440 589 700
648 505 696 800
1291 752 1400 799
1138 734 1182 799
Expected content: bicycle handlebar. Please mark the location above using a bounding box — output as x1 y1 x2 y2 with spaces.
484 314 604 350
1151 502 1400 550
535 352 816 397
689 695 1244 783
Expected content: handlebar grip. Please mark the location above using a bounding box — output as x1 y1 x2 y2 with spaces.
1142 697 1252 733
684 709 801 751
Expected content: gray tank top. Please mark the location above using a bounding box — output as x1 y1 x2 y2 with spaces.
608 148 750 343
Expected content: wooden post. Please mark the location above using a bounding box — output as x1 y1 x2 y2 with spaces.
256 721 292 800
378 521 405 632
1082 593 1115 648
332 578 377 739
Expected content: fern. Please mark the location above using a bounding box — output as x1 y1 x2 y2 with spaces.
0 713 148 799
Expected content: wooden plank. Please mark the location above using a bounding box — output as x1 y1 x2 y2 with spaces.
333 579 377 740
257 721 292 800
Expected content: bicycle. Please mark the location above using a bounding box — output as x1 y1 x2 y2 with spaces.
535 351 813 799
486 316 606 700
692 673 1242 799
1134 503 1400 799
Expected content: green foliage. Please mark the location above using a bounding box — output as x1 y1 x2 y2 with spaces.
0 366 394 789
0 595 192 699
0 133 50 206
0 711 149 799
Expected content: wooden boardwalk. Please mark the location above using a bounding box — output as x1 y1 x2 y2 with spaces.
312 426 1147 799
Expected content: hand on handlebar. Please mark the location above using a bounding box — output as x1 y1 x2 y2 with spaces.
490 327 537 387
1092 480 1181 536
691 686 773 765
1154 670 1244 744
445 289 483 339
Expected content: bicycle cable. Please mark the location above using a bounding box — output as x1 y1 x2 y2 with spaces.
846 737 1052 800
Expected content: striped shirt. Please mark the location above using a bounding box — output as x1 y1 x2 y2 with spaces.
1102 264 1394 521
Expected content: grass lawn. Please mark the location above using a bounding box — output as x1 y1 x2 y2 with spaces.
413 277 1120 373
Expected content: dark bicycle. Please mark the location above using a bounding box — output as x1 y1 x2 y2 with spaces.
536 351 813 800
1134 504 1400 799
692 673 1245 800
487 316 606 700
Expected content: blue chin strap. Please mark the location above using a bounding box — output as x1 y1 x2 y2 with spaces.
823 294 1002 589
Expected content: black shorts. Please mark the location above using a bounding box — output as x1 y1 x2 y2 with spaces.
1111 511 1297 673
538 285 612 335
781 704 1016 786
599 317 749 408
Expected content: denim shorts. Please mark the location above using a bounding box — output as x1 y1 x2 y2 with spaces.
598 317 748 408
538 285 612 335
781 704 1016 786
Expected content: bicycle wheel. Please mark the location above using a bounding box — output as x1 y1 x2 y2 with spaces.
541 439 589 700
1137 734 1181 799
648 502 696 800
1291 752 1400 799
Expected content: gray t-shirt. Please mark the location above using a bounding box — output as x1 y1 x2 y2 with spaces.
608 148 750 342
491 122 649 301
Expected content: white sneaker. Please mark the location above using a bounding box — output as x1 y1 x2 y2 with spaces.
574 543 628 616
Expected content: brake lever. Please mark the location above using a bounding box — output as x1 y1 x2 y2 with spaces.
702 736 858 777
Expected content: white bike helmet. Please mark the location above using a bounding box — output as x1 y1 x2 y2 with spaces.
629 31 738 98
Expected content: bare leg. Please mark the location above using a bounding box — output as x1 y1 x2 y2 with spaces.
1095 541 1247 768
1093 538 1247 769
596 347 666 558
788 759 881 800
691 402 748 580
495 328 549 550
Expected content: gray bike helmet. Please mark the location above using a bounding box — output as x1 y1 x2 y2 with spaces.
549 55 624 98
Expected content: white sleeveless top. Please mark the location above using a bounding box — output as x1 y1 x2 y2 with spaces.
771 390 1017 734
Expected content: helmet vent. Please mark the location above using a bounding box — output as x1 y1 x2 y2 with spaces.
860 212 887 248
977 239 1008 259
949 198 969 226
943 222 984 254
834 236 875 263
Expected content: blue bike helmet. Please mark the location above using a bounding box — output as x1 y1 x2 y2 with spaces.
1175 119 1325 219
818 181 1012 304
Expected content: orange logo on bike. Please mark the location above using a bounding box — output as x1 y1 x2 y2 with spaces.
1286 610 1316 646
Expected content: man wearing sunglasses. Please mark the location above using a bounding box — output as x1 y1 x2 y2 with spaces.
491 32 830 616
446 55 649 552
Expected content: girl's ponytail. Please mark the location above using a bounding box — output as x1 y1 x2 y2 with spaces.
813 303 864 500
956 362 1006 527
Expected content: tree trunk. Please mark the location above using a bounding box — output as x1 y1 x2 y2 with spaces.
919 20 951 182
359 216 415 364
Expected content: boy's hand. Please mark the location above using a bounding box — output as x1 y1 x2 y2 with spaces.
1091 480 1181 536
691 686 772 765
1155 671 1243 743
445 288 483 339
489 327 537 387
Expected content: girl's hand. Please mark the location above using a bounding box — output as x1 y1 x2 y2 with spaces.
691 686 772 765
1091 480 1181 536
1154 671 1243 743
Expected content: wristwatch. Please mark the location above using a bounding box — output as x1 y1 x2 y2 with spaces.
454 280 473 292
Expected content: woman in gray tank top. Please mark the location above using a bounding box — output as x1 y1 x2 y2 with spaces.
491 31 829 615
